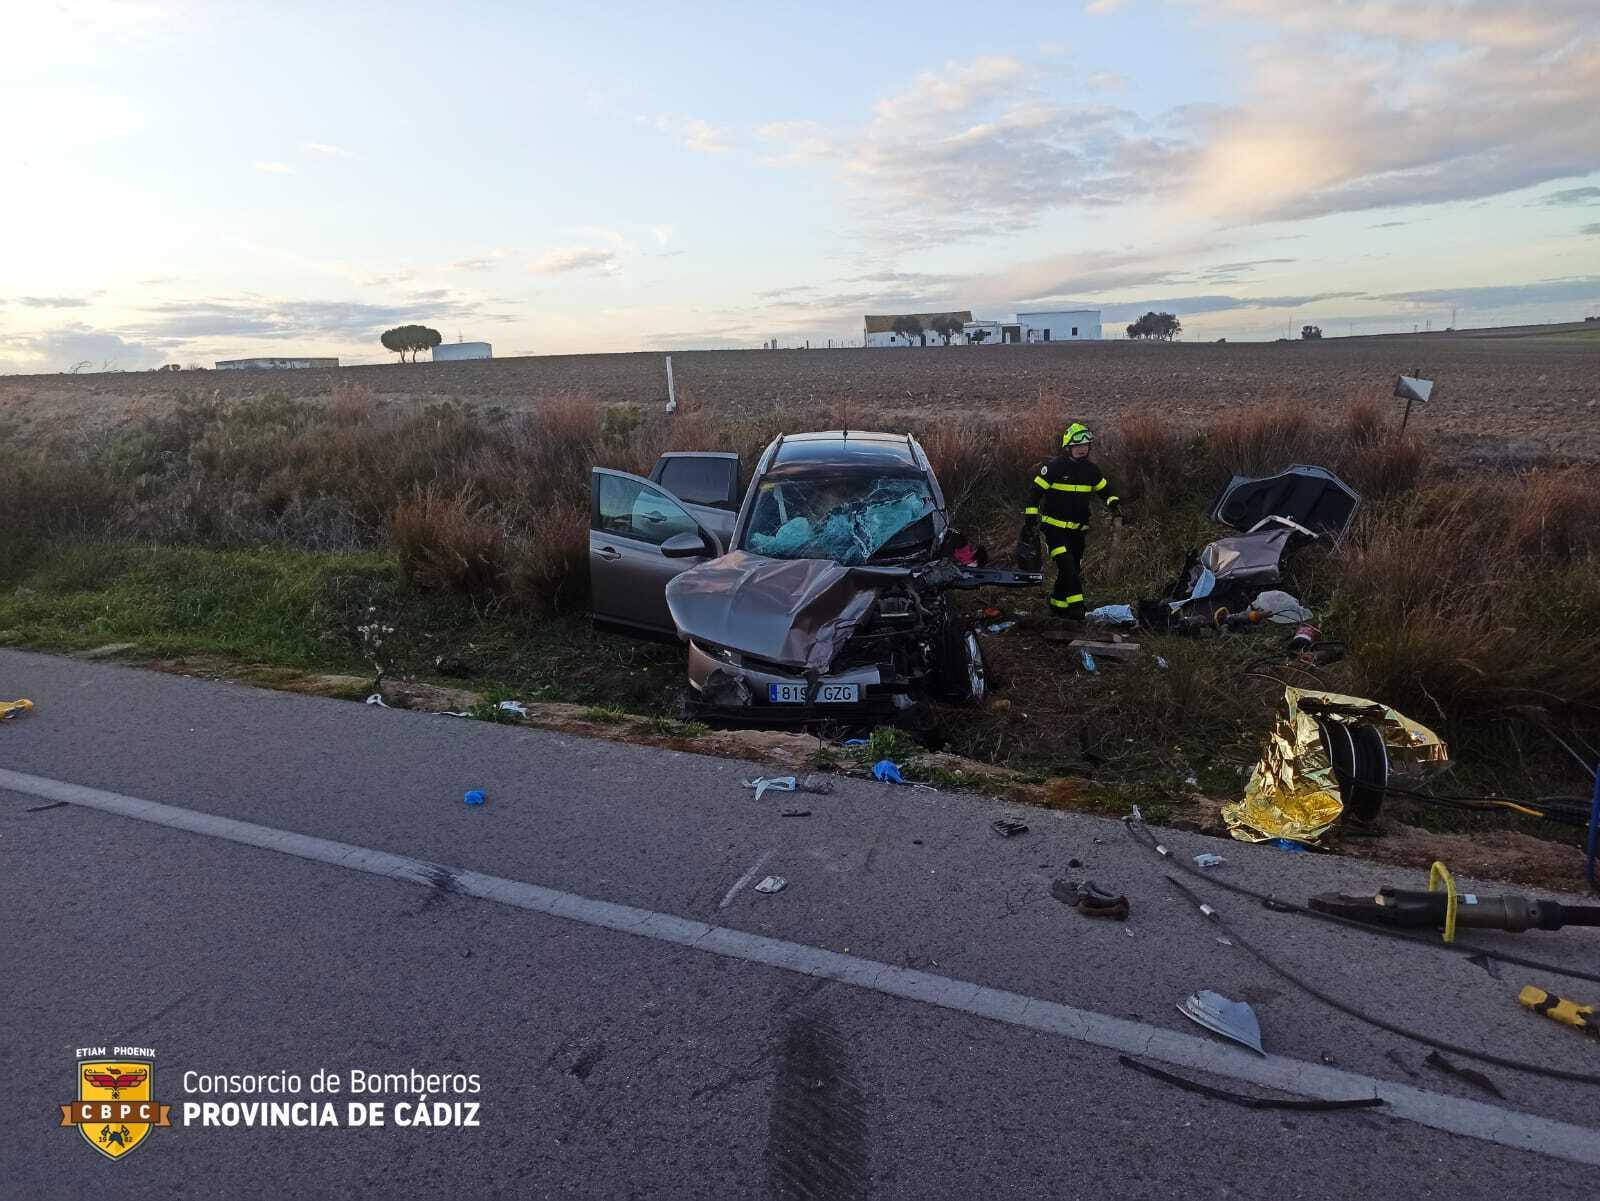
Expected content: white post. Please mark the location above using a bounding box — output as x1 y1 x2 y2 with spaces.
664 355 676 413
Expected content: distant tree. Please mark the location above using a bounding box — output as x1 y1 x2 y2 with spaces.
1301 324 1323 340
1126 312 1182 341
380 324 443 363
968 328 991 345
891 316 923 347
928 316 962 345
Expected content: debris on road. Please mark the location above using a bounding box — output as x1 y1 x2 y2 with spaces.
1424 1051 1503 1099
1193 853 1226 869
991 818 1029 838
873 760 905 784
779 807 811 818
1178 990 1266 1055
743 775 797 801
1050 878 1130 920
364 693 390 708
1078 649 1097 673
754 876 787 895
497 700 530 718
463 789 486 806
984 621 1016 634
1223 686 1447 846
0 698 34 721
1468 954 1503 980
1519 985 1598 1037
1117 1055 1382 1111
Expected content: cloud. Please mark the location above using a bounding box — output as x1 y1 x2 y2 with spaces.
830 56 1204 237
1370 221 1409 228
252 161 295 174
528 247 619 275
1183 1 1600 221
303 142 354 157
756 120 832 165
1375 276 1600 308
1085 0 1128 13
1539 186 1600 206
1084 71 1129 93
450 258 496 271
122 295 488 341
0 323 167 373
650 114 732 154
17 295 90 308
1584 223 1600 236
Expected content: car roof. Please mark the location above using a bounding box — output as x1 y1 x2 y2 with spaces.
767 430 922 477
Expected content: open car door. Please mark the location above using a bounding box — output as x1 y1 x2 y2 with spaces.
590 469 725 633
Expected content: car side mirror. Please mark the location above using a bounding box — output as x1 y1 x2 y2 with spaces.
660 531 712 558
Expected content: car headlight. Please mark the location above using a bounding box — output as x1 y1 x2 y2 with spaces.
692 641 741 666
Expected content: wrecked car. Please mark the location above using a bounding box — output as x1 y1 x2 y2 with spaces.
589 431 1040 720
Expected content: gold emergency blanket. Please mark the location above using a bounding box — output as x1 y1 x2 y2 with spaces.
1222 687 1447 845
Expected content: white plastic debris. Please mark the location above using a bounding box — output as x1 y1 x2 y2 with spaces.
364 694 390 708
754 876 787 895
497 700 530 717
1194 853 1226 869
742 776 798 802
1178 990 1265 1055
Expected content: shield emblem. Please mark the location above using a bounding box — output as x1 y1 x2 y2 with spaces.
76 1062 155 1159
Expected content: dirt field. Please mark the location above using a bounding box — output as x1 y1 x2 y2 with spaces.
5 324 1598 461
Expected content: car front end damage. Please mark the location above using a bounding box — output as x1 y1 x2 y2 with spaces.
668 552 1038 722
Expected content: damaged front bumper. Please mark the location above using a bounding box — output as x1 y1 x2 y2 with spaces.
685 640 913 721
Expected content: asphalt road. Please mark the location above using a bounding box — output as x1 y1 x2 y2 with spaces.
3 648 1597 1199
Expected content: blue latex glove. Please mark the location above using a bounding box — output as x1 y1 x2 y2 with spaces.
872 760 904 784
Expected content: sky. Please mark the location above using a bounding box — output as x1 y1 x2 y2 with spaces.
2 0 1599 372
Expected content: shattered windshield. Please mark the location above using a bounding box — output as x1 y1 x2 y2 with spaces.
744 475 937 565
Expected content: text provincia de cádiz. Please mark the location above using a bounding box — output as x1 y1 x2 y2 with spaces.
179 1069 482 1128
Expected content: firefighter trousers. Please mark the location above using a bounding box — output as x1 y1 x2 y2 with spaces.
1045 529 1086 620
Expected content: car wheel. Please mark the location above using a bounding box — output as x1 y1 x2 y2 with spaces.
937 618 986 704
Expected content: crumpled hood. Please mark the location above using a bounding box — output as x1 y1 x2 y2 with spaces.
666 551 898 672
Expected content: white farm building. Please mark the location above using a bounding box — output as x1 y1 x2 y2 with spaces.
433 341 492 362
1014 310 1101 342
215 356 340 370
865 309 1100 346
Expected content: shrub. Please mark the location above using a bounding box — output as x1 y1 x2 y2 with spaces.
389 486 506 605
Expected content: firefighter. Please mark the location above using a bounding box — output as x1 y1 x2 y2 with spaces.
1021 422 1120 624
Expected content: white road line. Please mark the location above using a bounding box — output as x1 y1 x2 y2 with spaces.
717 849 773 910
5 764 1598 1167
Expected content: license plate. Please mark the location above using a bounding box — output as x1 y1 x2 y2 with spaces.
768 682 859 704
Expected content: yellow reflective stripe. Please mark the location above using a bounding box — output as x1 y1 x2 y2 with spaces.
1049 597 1072 608
1023 506 1039 515
1093 477 1108 492
1050 544 1068 557
1032 475 1050 490
1062 594 1084 604
1049 482 1094 492
1104 495 1120 506
1040 516 1086 530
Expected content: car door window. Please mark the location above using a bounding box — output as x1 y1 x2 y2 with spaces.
597 474 699 546
656 456 737 509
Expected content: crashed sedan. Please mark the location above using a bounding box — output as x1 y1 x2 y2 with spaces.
589 431 1039 720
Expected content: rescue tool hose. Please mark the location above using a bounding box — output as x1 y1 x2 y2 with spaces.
1163 874 1600 1089
1123 818 1600 987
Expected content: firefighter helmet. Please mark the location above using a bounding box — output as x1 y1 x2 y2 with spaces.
1062 422 1094 447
